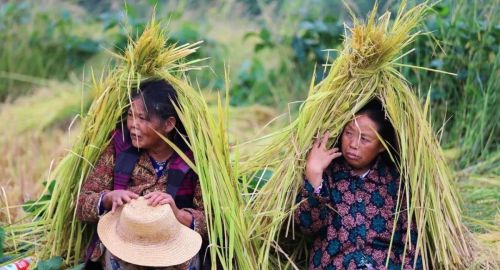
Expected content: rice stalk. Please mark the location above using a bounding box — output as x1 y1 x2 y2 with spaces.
2 17 211 268
240 2 491 269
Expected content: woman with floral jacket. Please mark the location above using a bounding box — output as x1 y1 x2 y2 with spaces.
77 79 206 270
295 100 420 270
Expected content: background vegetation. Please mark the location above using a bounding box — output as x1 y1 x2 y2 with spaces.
0 0 498 266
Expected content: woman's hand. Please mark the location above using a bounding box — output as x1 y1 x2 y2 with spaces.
305 132 342 188
144 192 193 227
103 190 139 213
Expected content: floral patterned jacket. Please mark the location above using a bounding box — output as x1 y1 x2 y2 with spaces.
76 143 206 269
294 157 421 270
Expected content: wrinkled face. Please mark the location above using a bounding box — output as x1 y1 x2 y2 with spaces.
126 98 172 150
340 114 385 173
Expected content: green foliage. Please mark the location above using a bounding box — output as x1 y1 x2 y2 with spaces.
244 28 275 53
22 180 56 216
0 227 4 258
232 58 268 105
246 169 272 192
0 1 100 100
35 256 63 270
231 12 344 107
402 0 499 167
291 15 343 67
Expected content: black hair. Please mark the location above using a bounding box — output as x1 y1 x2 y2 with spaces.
355 99 399 166
132 80 179 121
122 79 189 151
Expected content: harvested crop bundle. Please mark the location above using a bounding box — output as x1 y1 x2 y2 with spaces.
1 19 217 268
240 2 492 269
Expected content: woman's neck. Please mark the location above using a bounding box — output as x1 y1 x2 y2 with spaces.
352 168 370 176
147 144 174 162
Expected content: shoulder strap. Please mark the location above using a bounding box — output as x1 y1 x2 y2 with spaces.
166 151 194 198
112 129 140 190
113 147 140 190
111 129 194 197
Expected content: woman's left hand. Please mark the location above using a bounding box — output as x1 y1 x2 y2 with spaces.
144 192 193 227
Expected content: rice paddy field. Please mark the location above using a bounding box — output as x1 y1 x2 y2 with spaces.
0 0 498 269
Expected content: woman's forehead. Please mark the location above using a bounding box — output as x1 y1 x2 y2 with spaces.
346 115 379 132
130 98 146 111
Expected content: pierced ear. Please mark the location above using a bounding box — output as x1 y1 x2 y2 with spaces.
164 116 176 133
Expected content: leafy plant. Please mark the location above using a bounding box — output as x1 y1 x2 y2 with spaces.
36 256 63 270
0 1 100 100
22 180 56 217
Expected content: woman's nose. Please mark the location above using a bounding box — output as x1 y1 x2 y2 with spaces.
129 118 139 129
349 138 359 149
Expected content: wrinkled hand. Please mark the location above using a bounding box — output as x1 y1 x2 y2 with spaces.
144 192 193 227
305 132 342 187
103 190 139 213
144 192 179 214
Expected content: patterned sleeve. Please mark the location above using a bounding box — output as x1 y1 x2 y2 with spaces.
182 171 207 237
293 177 332 235
76 143 115 223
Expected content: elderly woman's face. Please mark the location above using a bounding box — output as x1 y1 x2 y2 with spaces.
340 114 385 174
126 98 166 150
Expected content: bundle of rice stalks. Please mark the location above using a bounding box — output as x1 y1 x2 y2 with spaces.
240 2 493 269
1 18 208 267
161 69 261 269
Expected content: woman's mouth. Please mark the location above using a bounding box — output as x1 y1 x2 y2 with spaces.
345 152 360 160
130 133 142 141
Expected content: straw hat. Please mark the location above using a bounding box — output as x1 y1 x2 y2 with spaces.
97 197 202 267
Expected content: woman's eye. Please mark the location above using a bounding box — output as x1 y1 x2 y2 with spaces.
361 137 369 142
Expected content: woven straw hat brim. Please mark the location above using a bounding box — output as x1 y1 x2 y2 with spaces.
98 208 202 267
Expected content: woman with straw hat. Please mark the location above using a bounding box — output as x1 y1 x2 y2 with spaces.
76 79 206 270
295 100 421 270
98 197 202 270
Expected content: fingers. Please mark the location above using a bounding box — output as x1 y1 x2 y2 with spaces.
127 191 139 199
159 197 174 206
327 147 342 160
111 198 123 213
109 191 138 213
330 151 343 160
109 191 175 213
151 194 166 207
145 192 173 207
145 192 160 205
312 136 320 148
122 192 137 204
161 197 179 216
146 193 159 206
319 132 330 149
327 147 340 155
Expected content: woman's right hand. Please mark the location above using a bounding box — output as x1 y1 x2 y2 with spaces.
103 190 139 213
305 132 342 188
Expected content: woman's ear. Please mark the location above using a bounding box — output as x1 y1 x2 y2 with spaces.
163 116 177 134
377 142 386 154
